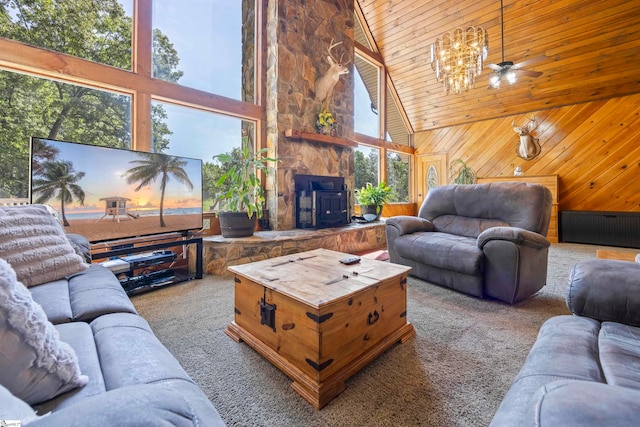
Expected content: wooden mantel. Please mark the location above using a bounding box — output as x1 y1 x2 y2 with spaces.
284 129 357 148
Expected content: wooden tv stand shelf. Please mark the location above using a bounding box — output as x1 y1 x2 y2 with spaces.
477 174 559 243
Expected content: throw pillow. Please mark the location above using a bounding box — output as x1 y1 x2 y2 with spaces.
0 258 88 405
0 204 88 287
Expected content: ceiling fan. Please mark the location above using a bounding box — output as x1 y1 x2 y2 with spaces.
488 0 544 89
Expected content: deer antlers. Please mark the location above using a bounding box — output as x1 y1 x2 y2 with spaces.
314 38 350 105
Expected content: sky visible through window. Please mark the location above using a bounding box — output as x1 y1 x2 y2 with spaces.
122 0 245 160
124 2 379 161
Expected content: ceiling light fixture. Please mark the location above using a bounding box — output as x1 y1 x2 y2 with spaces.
430 25 488 95
487 0 543 89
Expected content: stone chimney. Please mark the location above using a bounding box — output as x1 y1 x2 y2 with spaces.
265 0 355 230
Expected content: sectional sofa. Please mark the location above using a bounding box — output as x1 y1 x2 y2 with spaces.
491 259 640 426
0 204 225 426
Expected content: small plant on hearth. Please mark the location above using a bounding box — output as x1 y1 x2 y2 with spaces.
355 181 392 222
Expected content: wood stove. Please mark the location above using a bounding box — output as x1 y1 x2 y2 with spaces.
295 174 349 229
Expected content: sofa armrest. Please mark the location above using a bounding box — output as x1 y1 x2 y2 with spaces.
566 260 640 327
477 226 550 250
385 216 434 236
28 382 225 427
532 380 640 427
66 233 92 263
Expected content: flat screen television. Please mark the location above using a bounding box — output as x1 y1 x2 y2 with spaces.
29 137 203 243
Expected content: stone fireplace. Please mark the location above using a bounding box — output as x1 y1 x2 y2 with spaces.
264 0 355 231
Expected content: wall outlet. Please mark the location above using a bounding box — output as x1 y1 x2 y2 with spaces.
203 218 211 230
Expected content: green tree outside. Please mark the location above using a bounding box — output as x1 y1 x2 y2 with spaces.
0 0 181 198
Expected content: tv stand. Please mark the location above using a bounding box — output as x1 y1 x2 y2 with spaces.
92 236 203 296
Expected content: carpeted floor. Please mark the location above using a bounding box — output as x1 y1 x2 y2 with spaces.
131 243 635 427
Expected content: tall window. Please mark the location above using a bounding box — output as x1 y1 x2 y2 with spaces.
0 0 134 70
151 102 253 210
152 0 254 101
387 151 410 202
354 146 380 191
0 1 259 202
354 55 380 138
353 7 412 204
0 71 131 198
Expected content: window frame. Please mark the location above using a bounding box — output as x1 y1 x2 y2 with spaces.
353 6 414 204
0 0 265 153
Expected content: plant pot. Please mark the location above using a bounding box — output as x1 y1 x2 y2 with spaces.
360 204 382 222
218 211 257 238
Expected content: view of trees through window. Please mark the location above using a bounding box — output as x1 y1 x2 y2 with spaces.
387 152 410 202
353 35 411 204
0 1 255 207
354 146 379 191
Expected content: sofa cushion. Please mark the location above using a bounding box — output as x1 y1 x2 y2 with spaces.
0 204 88 287
34 321 107 414
394 232 483 276
90 313 192 389
0 259 88 405
598 321 640 390
0 383 37 422
30 264 137 324
432 214 508 238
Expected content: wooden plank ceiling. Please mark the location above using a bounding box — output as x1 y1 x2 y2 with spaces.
357 0 640 132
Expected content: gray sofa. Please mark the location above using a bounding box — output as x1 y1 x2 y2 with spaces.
490 259 640 426
386 182 553 304
0 214 225 425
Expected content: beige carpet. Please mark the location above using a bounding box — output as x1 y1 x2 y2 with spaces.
131 243 635 427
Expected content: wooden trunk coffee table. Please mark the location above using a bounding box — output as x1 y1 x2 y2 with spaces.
225 248 414 409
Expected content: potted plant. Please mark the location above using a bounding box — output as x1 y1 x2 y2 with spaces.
449 159 476 184
355 181 392 222
213 132 277 237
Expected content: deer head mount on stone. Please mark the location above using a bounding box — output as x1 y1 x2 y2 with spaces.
512 117 541 160
314 39 350 106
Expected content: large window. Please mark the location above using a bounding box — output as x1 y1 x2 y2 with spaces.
0 71 131 198
152 0 253 101
387 151 410 202
353 8 412 203
0 1 259 202
354 55 380 138
0 0 134 70
151 102 253 210
354 145 380 191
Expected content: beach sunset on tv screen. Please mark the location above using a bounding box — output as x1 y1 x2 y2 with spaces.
29 137 203 243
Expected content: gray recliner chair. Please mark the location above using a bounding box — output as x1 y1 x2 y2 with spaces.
386 182 553 304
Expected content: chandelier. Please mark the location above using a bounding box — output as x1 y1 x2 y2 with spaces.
430 26 489 95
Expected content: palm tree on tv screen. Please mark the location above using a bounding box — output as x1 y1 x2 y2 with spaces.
31 160 86 227
123 153 193 228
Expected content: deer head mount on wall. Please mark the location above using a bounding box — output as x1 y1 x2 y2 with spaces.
512 117 541 160
314 39 350 106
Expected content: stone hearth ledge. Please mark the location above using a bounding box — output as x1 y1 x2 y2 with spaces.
202 221 386 276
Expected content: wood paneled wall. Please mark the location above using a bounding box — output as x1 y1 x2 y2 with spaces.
414 93 640 213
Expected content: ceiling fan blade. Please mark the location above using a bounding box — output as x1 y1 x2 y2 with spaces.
517 69 543 78
512 55 548 70
487 63 504 71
